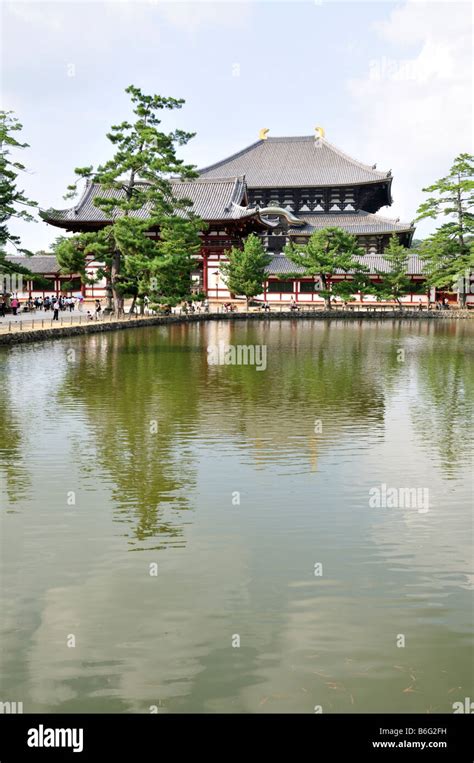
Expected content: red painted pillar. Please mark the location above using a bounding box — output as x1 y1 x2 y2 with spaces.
203 252 208 295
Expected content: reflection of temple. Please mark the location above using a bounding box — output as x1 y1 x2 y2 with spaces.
25 128 467 306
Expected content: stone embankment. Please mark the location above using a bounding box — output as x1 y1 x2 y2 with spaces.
0 310 471 347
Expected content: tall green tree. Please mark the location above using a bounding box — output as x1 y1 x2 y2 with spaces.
369 233 413 309
63 85 202 315
416 153 474 306
220 233 271 309
0 111 37 290
0 111 37 257
284 227 366 309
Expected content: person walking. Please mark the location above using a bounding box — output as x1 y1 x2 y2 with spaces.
52 301 59 321
10 296 19 316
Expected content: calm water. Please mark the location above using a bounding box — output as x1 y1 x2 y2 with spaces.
0 319 472 714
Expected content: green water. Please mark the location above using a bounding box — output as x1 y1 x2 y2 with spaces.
0 319 473 714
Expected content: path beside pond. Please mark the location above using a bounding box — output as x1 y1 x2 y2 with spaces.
0 309 472 346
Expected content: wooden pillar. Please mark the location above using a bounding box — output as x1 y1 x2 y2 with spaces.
202 252 208 295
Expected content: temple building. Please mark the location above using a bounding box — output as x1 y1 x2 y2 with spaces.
15 128 458 307
197 130 419 304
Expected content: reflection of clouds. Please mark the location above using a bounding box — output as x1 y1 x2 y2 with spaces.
25 538 251 711
370 500 474 594
361 344 473 595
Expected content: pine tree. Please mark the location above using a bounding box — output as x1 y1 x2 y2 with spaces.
220 233 271 309
285 227 367 309
60 86 203 315
370 233 412 308
416 153 474 306
0 111 37 290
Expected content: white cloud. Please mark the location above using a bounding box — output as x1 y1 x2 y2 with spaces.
347 0 472 236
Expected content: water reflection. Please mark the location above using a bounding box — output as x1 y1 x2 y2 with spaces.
0 320 472 713
0 350 30 504
57 332 201 549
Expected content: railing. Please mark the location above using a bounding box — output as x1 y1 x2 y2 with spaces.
0 311 147 334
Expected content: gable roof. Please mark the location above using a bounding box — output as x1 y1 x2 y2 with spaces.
41 176 268 227
199 136 390 188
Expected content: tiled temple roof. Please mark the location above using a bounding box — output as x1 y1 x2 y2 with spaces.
199 136 390 187
41 176 268 226
5 252 425 278
288 211 414 235
5 255 62 274
265 253 425 276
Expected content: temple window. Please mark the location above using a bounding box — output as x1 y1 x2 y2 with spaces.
267 280 294 293
299 280 321 293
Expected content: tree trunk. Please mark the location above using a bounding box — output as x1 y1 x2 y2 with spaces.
111 250 123 316
129 295 136 314
322 275 331 310
246 296 250 311
105 274 113 312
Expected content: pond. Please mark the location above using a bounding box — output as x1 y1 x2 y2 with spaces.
0 319 472 713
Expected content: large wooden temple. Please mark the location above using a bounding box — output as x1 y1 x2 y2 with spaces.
20 129 443 306
197 130 419 304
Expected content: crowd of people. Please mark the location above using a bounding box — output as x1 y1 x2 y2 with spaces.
0 294 84 315
181 300 210 314
0 295 106 320
30 295 83 312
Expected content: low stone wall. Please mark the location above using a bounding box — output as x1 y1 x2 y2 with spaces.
0 310 471 347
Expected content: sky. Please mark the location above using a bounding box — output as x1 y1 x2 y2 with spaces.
1 0 472 253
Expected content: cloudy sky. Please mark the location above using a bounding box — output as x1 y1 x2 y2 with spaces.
2 0 472 252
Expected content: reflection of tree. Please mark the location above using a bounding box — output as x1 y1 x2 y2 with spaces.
411 324 474 476
200 321 387 461
0 361 29 505
55 319 472 545
57 328 202 549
